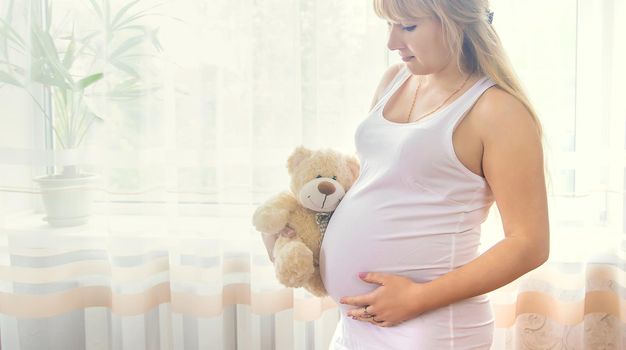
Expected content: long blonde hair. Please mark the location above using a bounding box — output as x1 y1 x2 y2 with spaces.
373 0 543 139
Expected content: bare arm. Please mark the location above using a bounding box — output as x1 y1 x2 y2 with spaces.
411 88 550 313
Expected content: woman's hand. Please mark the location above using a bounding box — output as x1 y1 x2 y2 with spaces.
262 226 296 263
339 272 427 327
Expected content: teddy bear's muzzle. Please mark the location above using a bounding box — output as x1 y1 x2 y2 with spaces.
317 181 336 195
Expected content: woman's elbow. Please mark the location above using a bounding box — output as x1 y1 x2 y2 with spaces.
529 235 550 269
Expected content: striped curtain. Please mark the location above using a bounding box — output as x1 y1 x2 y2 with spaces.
1 0 625 349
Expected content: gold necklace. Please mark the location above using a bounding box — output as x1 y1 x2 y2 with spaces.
406 72 473 123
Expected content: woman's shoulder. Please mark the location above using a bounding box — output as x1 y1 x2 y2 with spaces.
476 84 521 113
472 84 538 140
369 63 406 109
383 62 406 81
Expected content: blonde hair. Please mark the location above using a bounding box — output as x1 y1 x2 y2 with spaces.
374 0 553 188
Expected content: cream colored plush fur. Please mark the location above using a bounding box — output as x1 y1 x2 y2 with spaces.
252 146 359 297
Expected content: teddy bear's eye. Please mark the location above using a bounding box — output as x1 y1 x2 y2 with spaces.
332 176 337 180
316 175 322 179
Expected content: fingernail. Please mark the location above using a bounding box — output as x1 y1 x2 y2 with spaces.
358 272 367 279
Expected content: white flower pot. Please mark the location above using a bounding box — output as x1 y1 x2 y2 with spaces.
33 173 100 227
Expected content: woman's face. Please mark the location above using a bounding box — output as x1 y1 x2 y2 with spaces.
386 17 452 75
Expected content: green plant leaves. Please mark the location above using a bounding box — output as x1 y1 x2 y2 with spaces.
77 72 104 90
0 18 26 50
149 28 163 52
31 23 73 88
0 70 22 86
2 0 163 151
61 27 77 69
111 60 140 78
88 0 103 21
109 34 145 61
111 0 141 30
108 77 159 100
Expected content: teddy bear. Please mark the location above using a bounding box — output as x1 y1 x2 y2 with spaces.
252 146 360 297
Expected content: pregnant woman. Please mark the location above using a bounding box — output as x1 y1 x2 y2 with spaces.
319 0 549 349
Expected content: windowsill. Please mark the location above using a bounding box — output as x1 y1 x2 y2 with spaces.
0 210 258 242
0 211 274 267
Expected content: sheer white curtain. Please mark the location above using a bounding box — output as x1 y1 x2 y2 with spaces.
0 0 625 349
0 0 386 349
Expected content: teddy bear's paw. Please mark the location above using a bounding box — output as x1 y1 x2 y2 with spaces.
274 241 315 287
305 272 327 297
252 207 290 234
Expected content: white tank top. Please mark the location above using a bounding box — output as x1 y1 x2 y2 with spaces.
319 65 498 349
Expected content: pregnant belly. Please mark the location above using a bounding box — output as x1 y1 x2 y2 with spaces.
319 195 480 308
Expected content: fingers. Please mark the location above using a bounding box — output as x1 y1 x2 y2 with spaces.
261 226 295 263
340 293 372 307
261 231 278 263
358 272 387 286
347 305 375 319
279 226 295 238
347 306 401 328
362 305 375 318
358 305 376 318
360 316 394 327
370 317 385 325
369 317 400 328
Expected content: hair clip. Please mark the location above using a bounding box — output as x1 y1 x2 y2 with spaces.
487 9 494 24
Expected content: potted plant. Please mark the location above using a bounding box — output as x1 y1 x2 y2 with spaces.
0 0 162 226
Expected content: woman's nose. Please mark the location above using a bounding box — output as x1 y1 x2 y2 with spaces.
386 25 404 51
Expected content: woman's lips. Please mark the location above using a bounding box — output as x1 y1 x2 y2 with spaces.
402 56 414 62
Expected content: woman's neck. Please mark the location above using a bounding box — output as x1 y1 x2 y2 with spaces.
419 59 475 92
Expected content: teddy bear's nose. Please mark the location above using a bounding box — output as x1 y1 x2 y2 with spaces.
318 181 336 195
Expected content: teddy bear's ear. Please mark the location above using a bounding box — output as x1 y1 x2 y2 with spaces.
287 145 312 175
345 155 360 183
